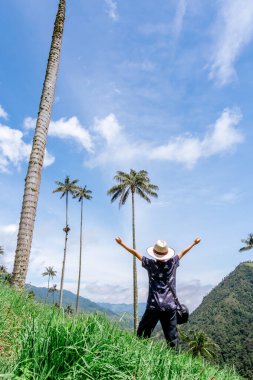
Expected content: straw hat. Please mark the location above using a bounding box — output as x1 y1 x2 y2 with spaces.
147 240 175 261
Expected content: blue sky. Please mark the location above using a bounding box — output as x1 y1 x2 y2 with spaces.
1 0 253 311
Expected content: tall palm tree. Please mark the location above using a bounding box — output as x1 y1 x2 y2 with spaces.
11 0 66 288
42 266 57 301
107 169 159 332
239 234 253 252
49 284 58 304
0 246 4 256
53 176 79 307
65 304 74 315
73 186 92 313
0 265 7 279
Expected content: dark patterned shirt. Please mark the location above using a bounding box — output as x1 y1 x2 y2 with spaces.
142 255 180 311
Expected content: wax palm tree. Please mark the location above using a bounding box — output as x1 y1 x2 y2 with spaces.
49 284 58 304
42 266 57 301
53 176 79 307
0 246 4 256
183 330 219 360
65 304 74 315
0 265 7 279
11 0 66 288
239 234 253 252
107 169 159 332
73 186 92 313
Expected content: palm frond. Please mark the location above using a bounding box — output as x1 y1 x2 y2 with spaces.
136 187 151 203
107 184 125 195
120 187 131 206
114 171 131 183
139 184 158 198
138 169 148 176
54 181 65 187
239 246 253 252
147 183 159 191
110 189 124 203
239 233 253 252
52 186 66 193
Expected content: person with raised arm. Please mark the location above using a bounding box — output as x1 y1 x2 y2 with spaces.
115 236 201 347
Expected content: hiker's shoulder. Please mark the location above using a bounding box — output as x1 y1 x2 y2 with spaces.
142 256 154 268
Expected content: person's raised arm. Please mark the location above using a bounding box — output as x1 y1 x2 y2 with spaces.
177 237 201 260
115 236 143 261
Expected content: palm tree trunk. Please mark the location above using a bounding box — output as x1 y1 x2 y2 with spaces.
59 191 68 308
76 198 83 313
131 191 138 333
46 276 50 302
11 0 66 288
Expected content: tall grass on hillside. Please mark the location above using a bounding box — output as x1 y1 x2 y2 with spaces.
0 283 243 380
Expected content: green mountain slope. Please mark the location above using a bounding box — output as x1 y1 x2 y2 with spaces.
188 261 253 379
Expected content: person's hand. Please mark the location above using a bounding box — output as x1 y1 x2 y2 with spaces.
115 236 123 245
194 237 201 245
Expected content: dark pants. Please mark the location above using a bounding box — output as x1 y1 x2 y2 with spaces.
137 308 179 348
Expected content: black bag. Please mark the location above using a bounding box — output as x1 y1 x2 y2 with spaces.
168 282 189 325
176 303 189 325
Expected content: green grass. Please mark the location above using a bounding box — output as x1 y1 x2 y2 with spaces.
243 262 253 268
0 282 243 380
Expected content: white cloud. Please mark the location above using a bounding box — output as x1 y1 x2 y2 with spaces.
105 0 119 21
0 123 55 173
0 224 18 271
173 0 187 39
87 108 244 169
0 224 18 235
209 189 241 205
86 114 146 168
21 109 244 170
93 113 122 143
23 116 36 130
44 151 55 167
0 105 8 120
201 108 243 155
209 0 253 86
49 117 93 151
24 116 93 152
177 280 212 312
0 124 32 172
151 135 201 168
152 108 243 168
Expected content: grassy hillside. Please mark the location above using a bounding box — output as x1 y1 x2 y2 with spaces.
0 282 243 380
188 262 253 379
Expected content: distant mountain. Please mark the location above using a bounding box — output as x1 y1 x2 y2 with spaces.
97 302 147 317
27 285 116 317
188 262 253 379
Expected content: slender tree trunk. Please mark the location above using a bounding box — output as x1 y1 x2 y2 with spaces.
11 0 66 288
46 276 50 302
76 198 83 313
131 191 138 333
59 191 68 308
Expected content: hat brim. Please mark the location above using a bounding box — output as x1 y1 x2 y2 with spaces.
147 246 175 261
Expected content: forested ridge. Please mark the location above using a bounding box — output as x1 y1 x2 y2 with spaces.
188 262 253 379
